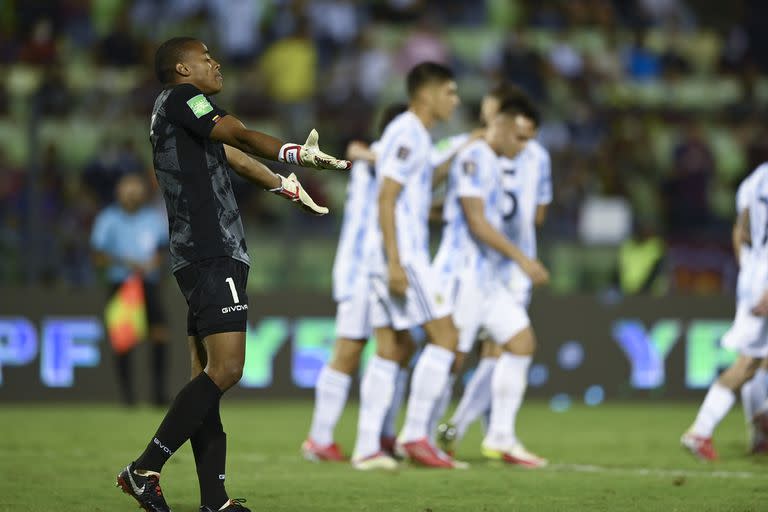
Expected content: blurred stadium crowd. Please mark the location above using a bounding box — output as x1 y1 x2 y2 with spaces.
2 0 768 294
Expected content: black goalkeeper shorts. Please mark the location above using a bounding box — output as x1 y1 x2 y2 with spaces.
174 257 250 339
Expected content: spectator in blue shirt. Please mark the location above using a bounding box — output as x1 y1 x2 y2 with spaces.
91 173 170 406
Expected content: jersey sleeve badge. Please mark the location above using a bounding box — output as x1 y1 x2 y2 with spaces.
187 94 214 118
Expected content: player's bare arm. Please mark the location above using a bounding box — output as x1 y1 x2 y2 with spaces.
733 208 750 263
535 204 548 228
379 177 408 295
429 198 445 222
431 160 452 187
212 116 349 171
224 144 281 189
346 140 377 163
732 218 741 263
213 117 284 161
460 196 549 286
224 145 328 216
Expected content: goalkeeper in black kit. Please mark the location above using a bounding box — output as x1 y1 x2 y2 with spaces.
115 37 349 512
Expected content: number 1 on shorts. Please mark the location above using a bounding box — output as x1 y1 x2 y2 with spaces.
225 277 240 304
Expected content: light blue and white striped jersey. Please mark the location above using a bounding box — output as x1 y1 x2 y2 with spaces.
90 205 168 283
368 111 434 272
737 167 764 213
735 164 764 271
740 163 768 302
433 139 502 294
332 144 379 302
496 140 552 293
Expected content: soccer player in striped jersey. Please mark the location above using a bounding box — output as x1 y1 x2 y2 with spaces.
430 89 552 456
682 162 768 460
301 104 414 462
432 96 550 466
351 62 462 470
319 85 505 467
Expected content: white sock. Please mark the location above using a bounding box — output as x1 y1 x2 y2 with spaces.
742 368 768 426
484 353 531 450
382 368 409 438
352 355 398 459
428 374 456 444
399 344 455 443
451 357 496 440
308 365 351 446
691 382 736 438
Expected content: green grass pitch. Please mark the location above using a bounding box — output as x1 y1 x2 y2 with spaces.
1 400 767 511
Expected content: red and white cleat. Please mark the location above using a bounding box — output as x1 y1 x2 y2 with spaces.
301 439 347 462
380 436 398 458
482 442 548 468
400 438 457 469
351 451 399 471
680 431 718 461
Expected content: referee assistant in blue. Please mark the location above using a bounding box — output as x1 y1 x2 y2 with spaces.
91 172 170 406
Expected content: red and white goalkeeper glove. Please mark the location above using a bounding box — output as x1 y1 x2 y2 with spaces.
269 173 329 216
278 129 352 170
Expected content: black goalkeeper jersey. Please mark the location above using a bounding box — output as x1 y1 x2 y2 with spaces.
149 83 249 272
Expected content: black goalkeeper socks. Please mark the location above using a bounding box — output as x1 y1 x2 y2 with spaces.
115 351 135 406
192 399 229 507
135 371 223 472
151 343 168 405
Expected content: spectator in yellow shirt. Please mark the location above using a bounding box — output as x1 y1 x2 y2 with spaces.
260 18 317 139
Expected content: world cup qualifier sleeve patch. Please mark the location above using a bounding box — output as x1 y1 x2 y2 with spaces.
187 94 214 118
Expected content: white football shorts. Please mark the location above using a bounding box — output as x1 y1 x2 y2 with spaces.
335 277 372 340
370 257 452 331
721 301 768 358
454 280 530 354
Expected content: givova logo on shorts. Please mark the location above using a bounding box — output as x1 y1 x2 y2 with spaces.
222 305 248 314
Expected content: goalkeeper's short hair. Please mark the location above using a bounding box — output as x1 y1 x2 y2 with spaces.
406 62 454 97
155 36 198 84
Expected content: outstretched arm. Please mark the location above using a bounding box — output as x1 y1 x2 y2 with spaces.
224 145 328 215
214 116 283 160
346 140 377 163
212 115 350 170
224 144 281 188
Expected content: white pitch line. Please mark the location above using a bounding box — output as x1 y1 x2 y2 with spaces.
547 463 762 480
